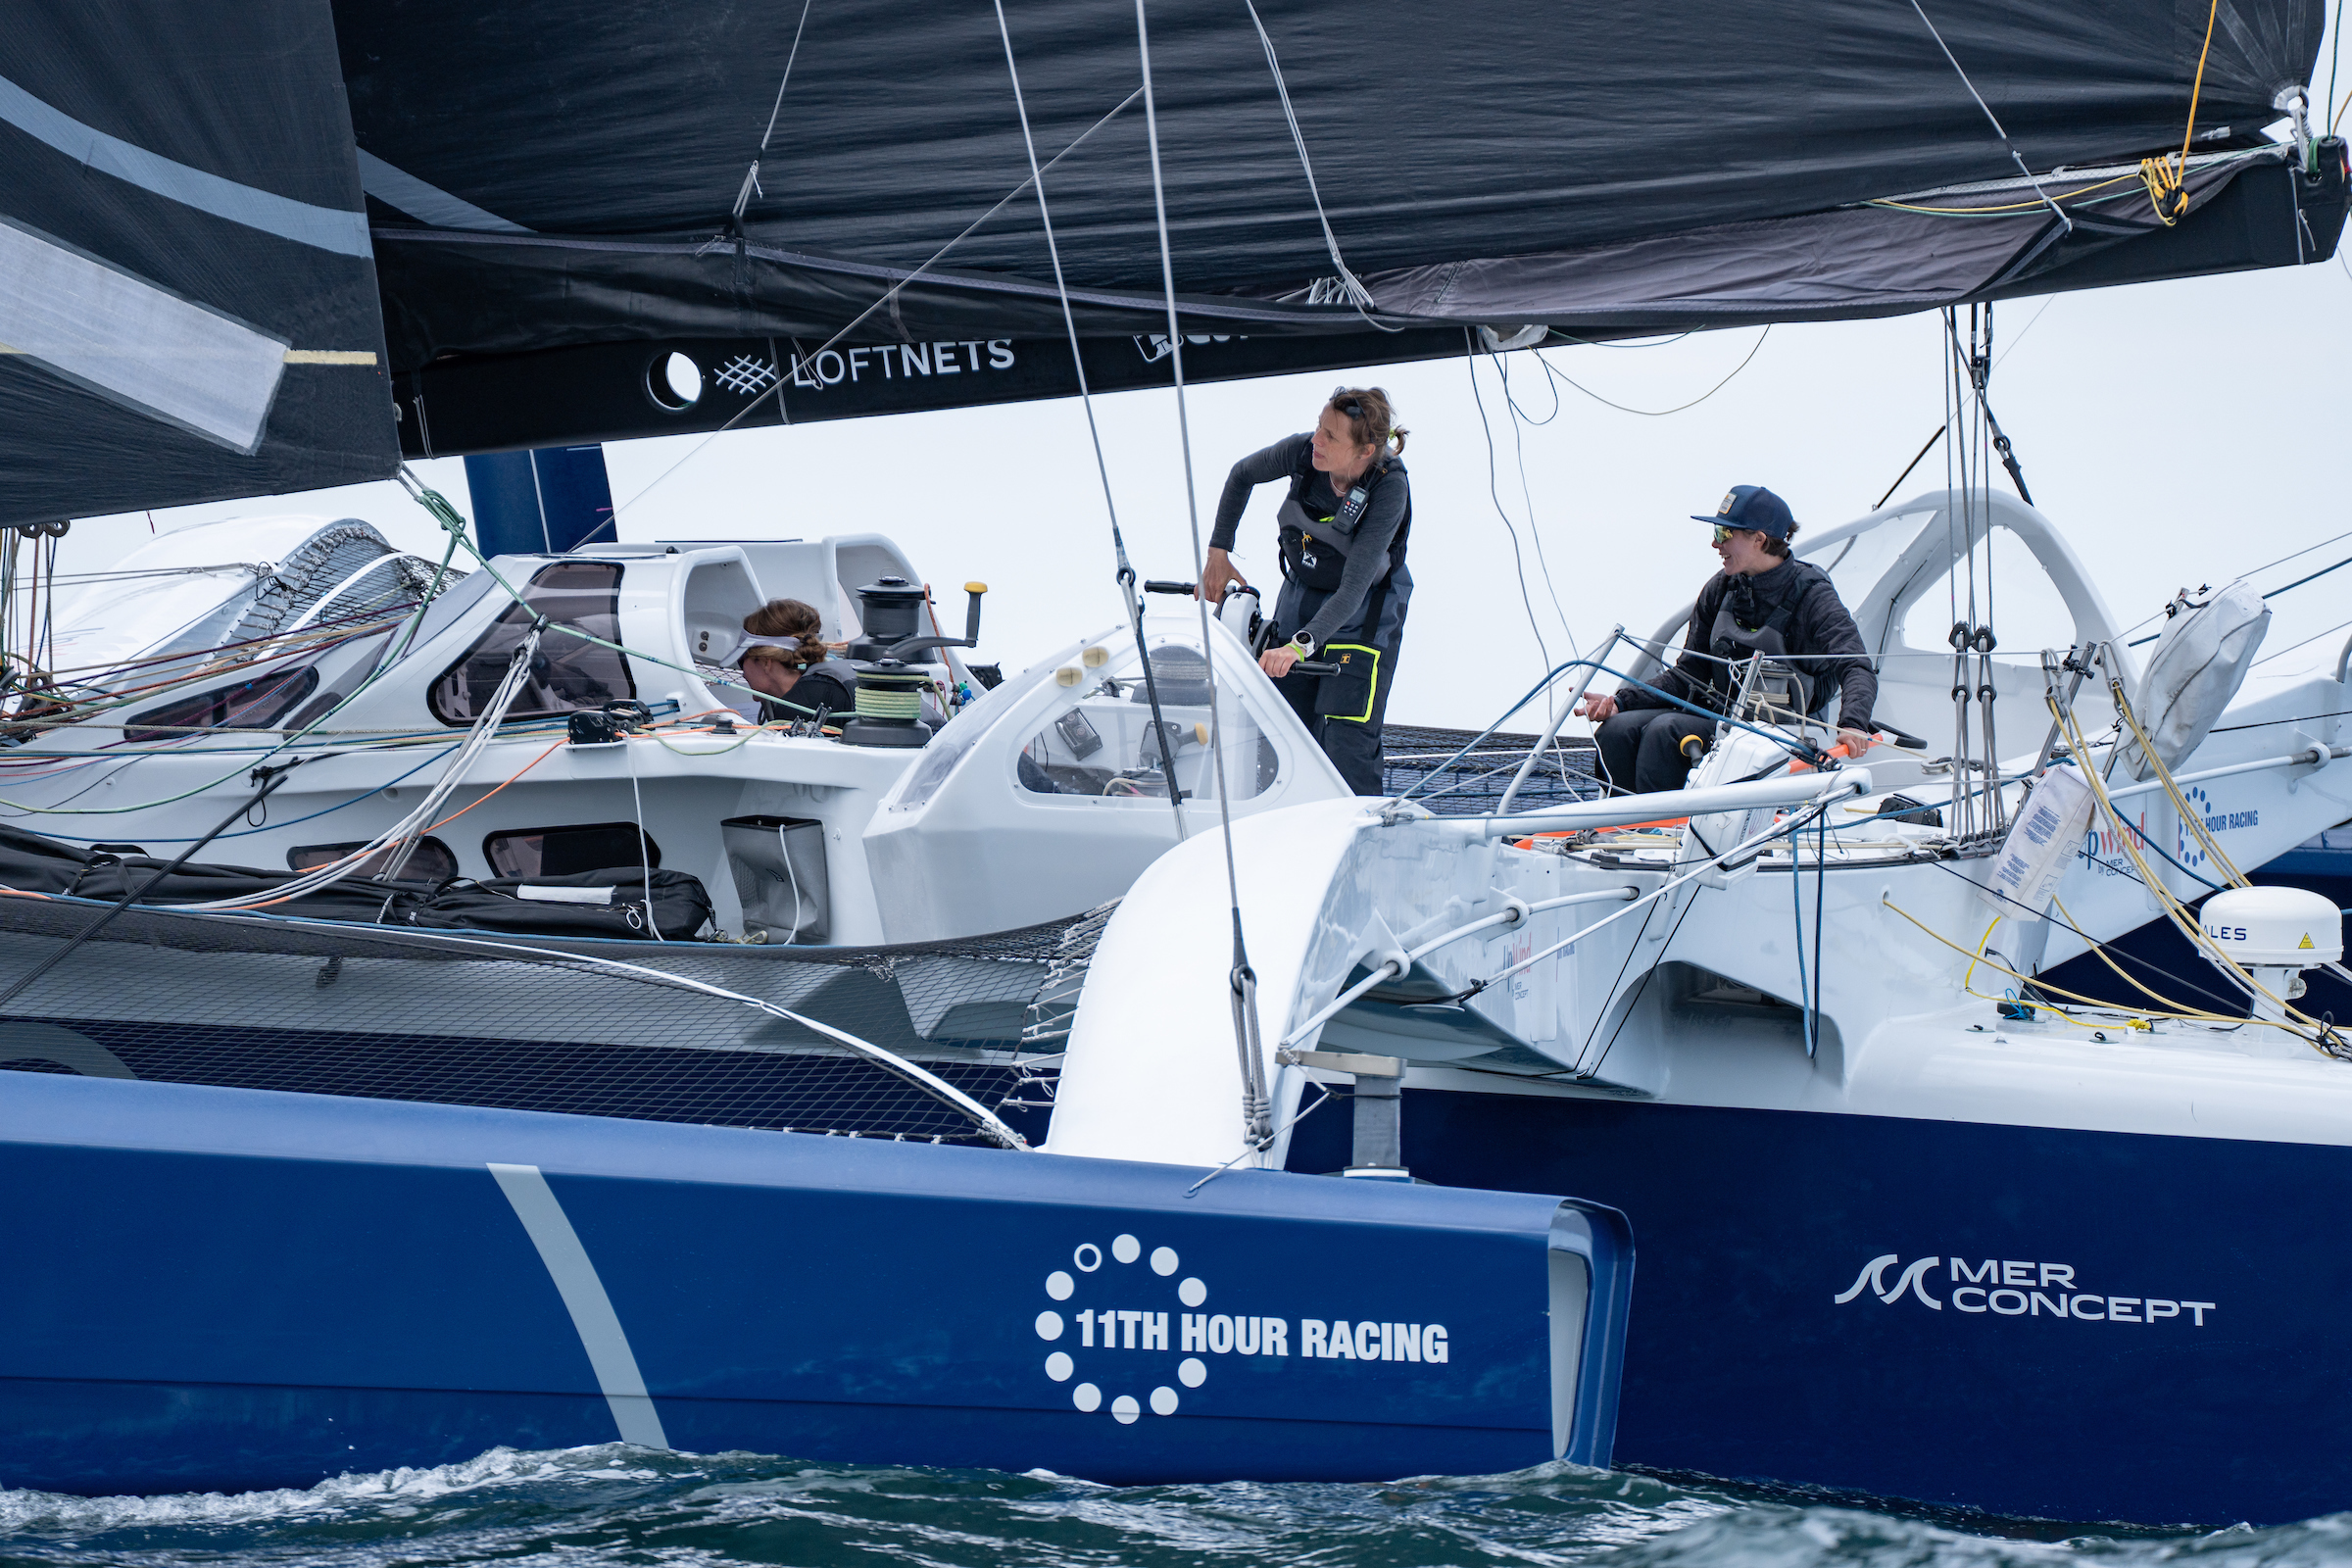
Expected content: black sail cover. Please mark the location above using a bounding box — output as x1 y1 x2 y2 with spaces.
0 2 398 525
9 0 2348 489
348 0 2345 453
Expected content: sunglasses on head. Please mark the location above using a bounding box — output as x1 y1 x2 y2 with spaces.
1330 387 1365 419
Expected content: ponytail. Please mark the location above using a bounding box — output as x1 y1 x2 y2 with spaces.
742 598 829 667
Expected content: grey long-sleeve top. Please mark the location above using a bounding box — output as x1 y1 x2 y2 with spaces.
1210 432 1409 649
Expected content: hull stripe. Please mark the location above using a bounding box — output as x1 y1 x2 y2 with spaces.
487 1162 670 1449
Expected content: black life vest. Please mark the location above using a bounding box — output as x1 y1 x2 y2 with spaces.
1706 560 1833 715
1277 443 1409 595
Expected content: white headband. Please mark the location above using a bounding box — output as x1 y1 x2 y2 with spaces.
726 631 813 666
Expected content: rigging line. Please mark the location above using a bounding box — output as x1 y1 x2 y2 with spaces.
993 0 1187 845
2334 0 2345 136
1239 0 1398 332
1137 0 1269 1150
1874 423 1947 510
1901 0 2073 233
2252 612 2352 667
1532 326 1771 417
1994 293 2055 368
1495 349 1563 426
760 0 818 150
2177 0 2223 165
1494 353 1578 660
2265 551 2352 600
613 85 1145 519
2115 528 2352 640
1464 335 1552 673
1545 329 1695 350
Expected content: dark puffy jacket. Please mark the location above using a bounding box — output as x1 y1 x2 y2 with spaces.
1618 558 1877 729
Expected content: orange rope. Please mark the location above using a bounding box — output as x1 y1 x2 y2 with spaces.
424 740 568 833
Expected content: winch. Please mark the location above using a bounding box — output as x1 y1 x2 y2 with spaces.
840 577 985 748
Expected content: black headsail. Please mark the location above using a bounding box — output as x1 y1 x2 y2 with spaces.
350 0 2344 455
12 0 2345 484
0 1 399 526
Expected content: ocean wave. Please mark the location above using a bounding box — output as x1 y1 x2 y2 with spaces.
1 1449 2346 1568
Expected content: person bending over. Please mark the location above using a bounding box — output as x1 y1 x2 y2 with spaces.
1199 386 1412 796
1577 485 1876 795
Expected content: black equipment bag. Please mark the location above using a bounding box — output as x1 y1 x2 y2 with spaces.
410 867 713 942
66 855 427 923
0 825 95 894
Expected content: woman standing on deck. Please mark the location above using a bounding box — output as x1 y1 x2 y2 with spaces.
1197 387 1411 796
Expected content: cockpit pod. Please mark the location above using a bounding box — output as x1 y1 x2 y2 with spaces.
863 613 1349 943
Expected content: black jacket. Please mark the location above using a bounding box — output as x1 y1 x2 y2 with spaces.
1618 558 1877 729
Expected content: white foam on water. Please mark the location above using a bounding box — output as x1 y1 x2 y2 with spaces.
0 1443 674 1536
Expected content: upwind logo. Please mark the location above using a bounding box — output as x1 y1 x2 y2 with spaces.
1834 1253 1943 1308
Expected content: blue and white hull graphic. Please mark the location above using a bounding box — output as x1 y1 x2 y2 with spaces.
1291 1092 2306 1526
0 1073 1628 1495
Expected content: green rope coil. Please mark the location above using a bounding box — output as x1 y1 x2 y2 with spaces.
855 675 926 721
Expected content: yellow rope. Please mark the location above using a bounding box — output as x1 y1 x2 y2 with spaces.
2141 0 2224 225
1872 172 2137 217
2050 696 2341 1054
1881 896 2305 1038
2107 678 2249 887
2138 156 2187 225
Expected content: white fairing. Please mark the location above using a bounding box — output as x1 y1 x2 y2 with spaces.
45 515 407 692
862 613 1348 943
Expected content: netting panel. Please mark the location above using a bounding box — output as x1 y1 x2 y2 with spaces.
0 896 1099 1146
1382 725 1606 815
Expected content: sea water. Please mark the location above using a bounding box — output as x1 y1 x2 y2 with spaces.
0 1446 2331 1568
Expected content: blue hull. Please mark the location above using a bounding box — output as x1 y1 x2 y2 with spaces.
0 1074 1628 1495
1292 1089 2339 1525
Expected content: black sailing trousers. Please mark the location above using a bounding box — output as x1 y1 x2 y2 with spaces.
1594 707 1716 795
1271 563 1411 797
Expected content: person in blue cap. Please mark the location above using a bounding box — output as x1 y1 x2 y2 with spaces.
1577 485 1876 794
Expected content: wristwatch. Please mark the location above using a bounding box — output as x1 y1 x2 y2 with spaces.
1289 632 1316 657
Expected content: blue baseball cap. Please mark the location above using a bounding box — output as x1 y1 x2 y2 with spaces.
1692 484 1794 540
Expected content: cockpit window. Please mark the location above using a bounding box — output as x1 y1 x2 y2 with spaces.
122 664 319 745
1017 636 1279 802
428 561 635 726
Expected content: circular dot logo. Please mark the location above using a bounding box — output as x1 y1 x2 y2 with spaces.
1039 1233 1200 1426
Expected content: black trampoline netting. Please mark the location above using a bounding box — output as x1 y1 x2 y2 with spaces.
1381 726 1606 815
0 894 1103 1147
